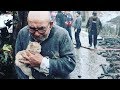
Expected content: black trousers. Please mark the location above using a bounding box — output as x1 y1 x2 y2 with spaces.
75 28 81 47
88 31 97 46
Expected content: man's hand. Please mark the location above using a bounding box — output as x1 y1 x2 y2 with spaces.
74 28 77 32
20 51 44 67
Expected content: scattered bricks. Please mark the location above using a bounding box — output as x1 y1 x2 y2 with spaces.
98 73 114 79
100 64 108 74
102 53 108 57
106 57 118 61
97 51 106 55
98 73 120 79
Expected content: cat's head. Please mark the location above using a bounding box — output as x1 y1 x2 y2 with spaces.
26 41 41 53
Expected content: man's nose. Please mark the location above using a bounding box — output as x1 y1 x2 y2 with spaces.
34 31 41 36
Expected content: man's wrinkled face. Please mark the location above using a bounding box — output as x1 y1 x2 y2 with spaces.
28 20 53 42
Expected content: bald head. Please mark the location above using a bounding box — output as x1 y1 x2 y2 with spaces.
27 11 53 42
27 11 52 23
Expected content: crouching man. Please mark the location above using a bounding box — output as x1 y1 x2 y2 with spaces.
15 11 76 79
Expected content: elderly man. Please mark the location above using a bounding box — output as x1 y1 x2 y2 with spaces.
15 11 76 79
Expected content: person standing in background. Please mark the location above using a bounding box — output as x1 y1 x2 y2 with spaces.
72 11 82 49
86 11 102 49
64 11 73 40
56 11 65 28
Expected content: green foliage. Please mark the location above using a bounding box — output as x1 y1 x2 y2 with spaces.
0 44 13 64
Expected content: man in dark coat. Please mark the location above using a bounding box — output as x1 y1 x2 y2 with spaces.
86 11 102 49
64 11 73 40
15 11 76 79
56 11 65 28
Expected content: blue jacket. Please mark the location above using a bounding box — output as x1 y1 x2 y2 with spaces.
72 15 82 29
15 24 76 79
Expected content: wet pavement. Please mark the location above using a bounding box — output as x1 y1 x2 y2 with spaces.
69 27 109 79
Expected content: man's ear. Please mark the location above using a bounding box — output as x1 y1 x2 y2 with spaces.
49 21 53 28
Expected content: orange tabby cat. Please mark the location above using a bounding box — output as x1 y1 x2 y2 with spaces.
15 41 41 79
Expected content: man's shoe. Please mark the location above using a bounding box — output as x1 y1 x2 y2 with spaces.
75 46 80 49
89 45 92 47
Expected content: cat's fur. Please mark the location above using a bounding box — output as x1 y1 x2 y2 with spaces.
15 42 41 79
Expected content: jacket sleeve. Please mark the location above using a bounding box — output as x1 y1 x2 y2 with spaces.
76 17 82 29
99 19 102 30
86 18 90 28
15 30 23 55
72 19 77 29
49 32 76 77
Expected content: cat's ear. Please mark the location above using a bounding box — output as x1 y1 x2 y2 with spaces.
28 41 34 47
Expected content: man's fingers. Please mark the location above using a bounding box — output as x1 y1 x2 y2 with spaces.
21 52 30 60
19 60 30 64
26 51 33 55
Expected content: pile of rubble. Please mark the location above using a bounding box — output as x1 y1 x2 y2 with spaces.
98 37 120 49
97 38 120 79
